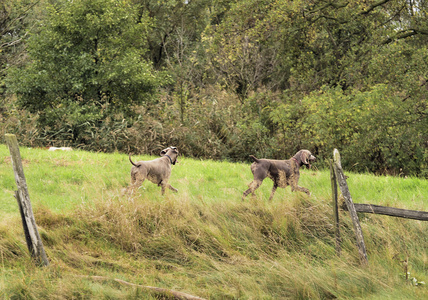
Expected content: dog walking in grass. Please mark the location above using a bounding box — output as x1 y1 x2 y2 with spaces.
242 150 316 201
129 146 179 195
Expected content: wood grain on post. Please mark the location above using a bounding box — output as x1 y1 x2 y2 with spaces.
5 134 49 266
333 149 368 265
329 160 341 256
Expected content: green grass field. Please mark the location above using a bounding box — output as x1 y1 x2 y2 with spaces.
1 144 427 299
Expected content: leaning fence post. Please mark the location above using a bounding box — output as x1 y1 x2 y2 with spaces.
5 134 49 266
329 159 341 256
333 149 368 265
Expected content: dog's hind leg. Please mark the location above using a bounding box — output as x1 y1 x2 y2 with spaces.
130 167 147 191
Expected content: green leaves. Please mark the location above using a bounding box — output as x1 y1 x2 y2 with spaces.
8 0 159 110
6 0 163 143
270 84 427 176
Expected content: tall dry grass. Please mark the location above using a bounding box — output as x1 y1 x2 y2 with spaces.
1 191 427 299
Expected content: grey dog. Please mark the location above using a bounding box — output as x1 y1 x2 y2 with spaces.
242 150 316 201
129 147 179 195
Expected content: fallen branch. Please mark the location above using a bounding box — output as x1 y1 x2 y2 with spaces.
78 275 206 300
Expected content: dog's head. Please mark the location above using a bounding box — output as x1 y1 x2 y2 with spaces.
160 146 179 165
296 150 316 169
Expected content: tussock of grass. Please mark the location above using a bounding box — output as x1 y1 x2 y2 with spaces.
0 145 427 298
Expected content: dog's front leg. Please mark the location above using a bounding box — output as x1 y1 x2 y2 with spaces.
168 184 178 193
290 182 310 195
269 184 278 201
160 182 178 194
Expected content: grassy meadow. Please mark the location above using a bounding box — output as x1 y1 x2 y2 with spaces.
0 144 427 299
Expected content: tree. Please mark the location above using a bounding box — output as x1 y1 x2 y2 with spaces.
132 0 213 122
203 0 280 101
0 0 38 95
6 0 164 144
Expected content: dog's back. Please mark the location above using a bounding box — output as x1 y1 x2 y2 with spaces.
130 156 170 183
251 156 293 182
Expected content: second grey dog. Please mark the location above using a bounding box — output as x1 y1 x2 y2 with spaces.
242 150 316 201
129 147 179 195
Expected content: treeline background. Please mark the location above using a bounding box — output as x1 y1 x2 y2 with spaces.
1 0 427 177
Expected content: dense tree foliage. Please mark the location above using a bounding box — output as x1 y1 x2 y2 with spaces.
6 0 164 144
2 0 427 176
0 0 37 94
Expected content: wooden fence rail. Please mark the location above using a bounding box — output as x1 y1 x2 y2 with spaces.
330 148 428 265
342 203 428 221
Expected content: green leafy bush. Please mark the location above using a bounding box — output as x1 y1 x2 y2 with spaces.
293 85 427 176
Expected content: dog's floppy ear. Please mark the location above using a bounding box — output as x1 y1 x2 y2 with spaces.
301 150 309 165
160 148 169 156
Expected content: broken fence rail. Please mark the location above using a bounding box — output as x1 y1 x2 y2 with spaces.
342 203 428 221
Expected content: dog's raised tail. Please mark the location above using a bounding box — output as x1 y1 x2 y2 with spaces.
249 155 260 163
129 154 139 167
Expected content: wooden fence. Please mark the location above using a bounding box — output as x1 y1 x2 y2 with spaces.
330 149 428 264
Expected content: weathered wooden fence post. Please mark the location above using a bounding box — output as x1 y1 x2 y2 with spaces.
333 149 368 265
5 134 49 266
329 159 341 256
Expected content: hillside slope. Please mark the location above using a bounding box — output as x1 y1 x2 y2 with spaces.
0 145 427 299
